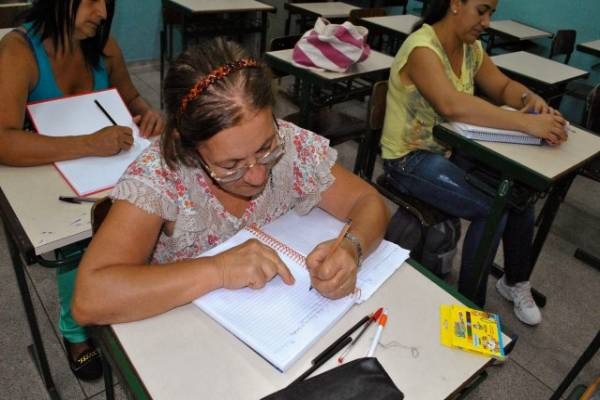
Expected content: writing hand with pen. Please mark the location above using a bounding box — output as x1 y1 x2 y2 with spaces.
212 239 295 290
87 126 134 156
306 231 359 299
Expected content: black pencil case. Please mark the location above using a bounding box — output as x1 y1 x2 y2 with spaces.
261 357 404 400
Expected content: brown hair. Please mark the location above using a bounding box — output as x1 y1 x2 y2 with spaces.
161 38 275 169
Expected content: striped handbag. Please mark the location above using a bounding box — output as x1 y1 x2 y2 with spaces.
292 17 371 73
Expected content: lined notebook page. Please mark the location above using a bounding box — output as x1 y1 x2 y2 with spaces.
195 229 354 371
451 121 542 145
192 208 409 371
26 88 151 196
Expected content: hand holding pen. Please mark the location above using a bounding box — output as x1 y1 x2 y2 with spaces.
306 220 358 299
89 99 134 156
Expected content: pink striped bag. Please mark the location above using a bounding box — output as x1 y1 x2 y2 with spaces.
292 17 371 73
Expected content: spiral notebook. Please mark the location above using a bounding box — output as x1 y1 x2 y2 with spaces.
451 121 542 145
193 208 410 372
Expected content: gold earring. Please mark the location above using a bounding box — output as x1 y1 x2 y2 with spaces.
452 9 458 14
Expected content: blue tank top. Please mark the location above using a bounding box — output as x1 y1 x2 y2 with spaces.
24 22 109 102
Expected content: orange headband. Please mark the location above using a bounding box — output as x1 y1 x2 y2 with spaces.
178 58 259 117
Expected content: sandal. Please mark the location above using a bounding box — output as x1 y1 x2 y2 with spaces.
63 338 103 381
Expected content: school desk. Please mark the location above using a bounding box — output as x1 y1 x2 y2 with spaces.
577 40 600 58
96 259 512 399
283 1 359 35
160 0 276 98
358 14 421 55
432 123 600 306
0 163 108 400
264 48 393 129
491 51 589 106
485 20 552 52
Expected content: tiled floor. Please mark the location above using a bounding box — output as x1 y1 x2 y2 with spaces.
1 61 598 399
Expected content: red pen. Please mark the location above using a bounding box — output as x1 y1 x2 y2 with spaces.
337 307 383 364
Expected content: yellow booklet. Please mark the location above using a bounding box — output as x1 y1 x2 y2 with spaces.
440 304 505 360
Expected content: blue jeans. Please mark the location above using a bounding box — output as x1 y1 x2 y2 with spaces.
383 151 535 306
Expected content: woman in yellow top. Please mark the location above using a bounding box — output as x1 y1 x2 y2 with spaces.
381 0 568 325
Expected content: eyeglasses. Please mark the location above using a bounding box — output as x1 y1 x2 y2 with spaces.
199 122 285 184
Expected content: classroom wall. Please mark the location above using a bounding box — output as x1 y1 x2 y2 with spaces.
111 0 162 62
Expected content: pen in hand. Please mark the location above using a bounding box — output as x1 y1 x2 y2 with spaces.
309 219 353 291
94 99 117 126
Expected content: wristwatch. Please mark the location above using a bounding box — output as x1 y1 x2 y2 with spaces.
343 231 363 265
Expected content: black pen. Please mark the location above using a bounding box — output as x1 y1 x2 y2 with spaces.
311 314 369 365
94 99 117 125
59 196 99 204
291 336 352 384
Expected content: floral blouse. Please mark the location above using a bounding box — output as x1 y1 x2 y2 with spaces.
111 120 337 264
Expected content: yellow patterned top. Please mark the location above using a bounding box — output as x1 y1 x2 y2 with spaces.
381 24 484 159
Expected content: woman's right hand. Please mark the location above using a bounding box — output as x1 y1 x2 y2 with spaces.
88 126 134 156
212 239 295 290
524 113 569 146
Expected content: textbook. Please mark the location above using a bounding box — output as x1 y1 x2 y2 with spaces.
450 121 542 145
193 208 410 372
440 304 505 360
26 88 151 196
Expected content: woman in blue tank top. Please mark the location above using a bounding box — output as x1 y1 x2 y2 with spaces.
0 0 164 381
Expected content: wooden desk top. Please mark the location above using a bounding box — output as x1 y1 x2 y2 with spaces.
167 0 274 13
0 164 109 256
488 20 552 41
577 40 600 57
491 51 589 86
265 49 393 81
286 2 359 19
110 263 506 399
437 123 600 187
361 14 420 36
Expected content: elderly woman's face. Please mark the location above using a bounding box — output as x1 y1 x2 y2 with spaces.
73 0 108 40
197 107 280 199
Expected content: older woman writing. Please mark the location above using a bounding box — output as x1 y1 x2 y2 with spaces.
72 38 389 326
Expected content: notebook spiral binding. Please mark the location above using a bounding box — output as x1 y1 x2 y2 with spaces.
246 224 307 267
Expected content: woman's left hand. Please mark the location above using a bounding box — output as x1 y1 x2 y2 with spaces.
306 239 359 299
133 109 165 137
519 93 561 116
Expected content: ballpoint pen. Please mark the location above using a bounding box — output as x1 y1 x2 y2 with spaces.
337 307 383 364
59 196 99 204
311 311 370 366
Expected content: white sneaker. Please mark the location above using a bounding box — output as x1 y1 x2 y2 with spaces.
495 276 542 326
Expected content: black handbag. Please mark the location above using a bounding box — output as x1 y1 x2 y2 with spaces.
261 357 404 400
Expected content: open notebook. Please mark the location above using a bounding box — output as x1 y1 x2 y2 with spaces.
450 121 542 145
26 88 151 196
193 208 410 371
